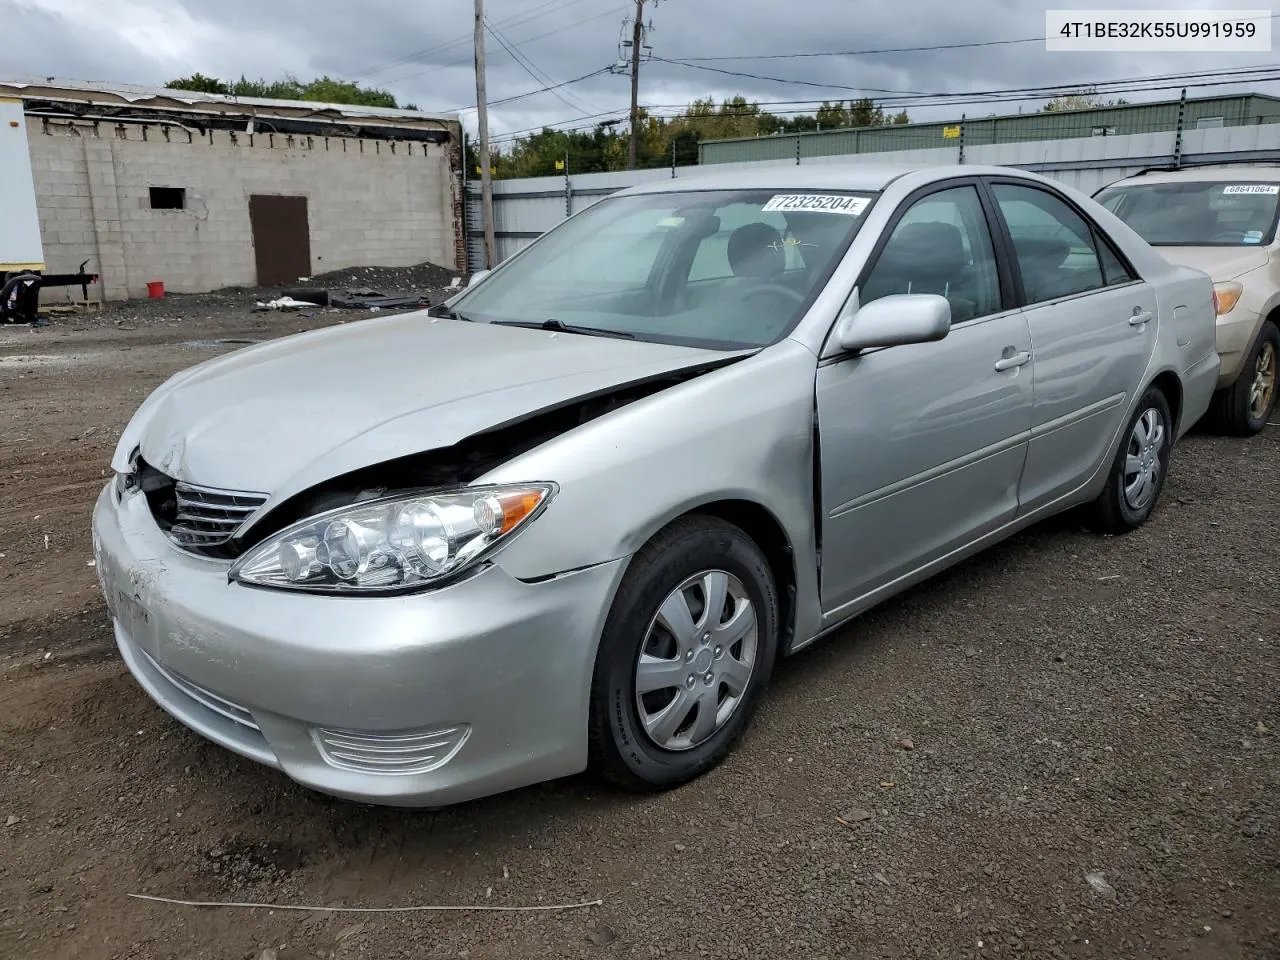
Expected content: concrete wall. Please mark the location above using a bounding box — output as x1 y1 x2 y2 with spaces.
28 117 461 300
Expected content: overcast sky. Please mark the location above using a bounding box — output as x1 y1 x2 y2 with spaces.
7 0 1280 146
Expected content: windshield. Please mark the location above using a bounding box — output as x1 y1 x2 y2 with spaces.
450 188 876 349
1096 180 1280 246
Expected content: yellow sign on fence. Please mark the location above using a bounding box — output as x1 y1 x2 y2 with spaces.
555 159 565 170
942 125 961 139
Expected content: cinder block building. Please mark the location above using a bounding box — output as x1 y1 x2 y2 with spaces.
1 78 465 301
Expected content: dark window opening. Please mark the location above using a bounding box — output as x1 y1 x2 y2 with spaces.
150 187 186 210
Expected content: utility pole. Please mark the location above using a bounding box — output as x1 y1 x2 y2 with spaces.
473 0 496 269
627 0 645 170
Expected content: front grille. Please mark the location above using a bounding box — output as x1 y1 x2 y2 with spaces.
139 649 260 731
313 724 471 776
136 458 267 554
170 481 268 548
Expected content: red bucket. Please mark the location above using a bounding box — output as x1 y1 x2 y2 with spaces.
146 280 165 298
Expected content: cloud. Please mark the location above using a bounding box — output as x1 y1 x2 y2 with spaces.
5 0 1278 141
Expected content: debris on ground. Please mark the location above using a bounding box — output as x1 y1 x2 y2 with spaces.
1085 871 1118 900
328 290 430 311
586 924 618 947
896 738 915 750
837 808 872 826
252 297 316 313
6 815 20 827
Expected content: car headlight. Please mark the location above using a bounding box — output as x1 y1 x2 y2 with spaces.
1213 281 1243 316
229 483 556 594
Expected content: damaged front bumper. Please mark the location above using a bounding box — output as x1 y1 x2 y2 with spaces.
90 483 627 807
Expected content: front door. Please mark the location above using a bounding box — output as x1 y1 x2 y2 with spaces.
986 180 1160 512
249 194 312 287
816 182 1034 617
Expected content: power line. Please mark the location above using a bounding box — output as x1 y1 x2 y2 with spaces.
483 68 1280 144
446 66 615 113
353 0 598 81
489 107 629 144
375 4 629 93
652 59 1280 105
670 13 1280 62
653 56 928 96
485 18 602 115
353 0 628 92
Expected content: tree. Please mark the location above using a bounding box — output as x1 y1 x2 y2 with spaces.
165 73 400 108
1041 89 1129 112
813 99 905 129
848 98 885 127
668 96 778 142
164 72 230 95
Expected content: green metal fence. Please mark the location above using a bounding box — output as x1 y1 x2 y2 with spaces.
699 94 1280 165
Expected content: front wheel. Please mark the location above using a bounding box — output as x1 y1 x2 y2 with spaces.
587 516 779 792
1208 320 1279 436
1087 385 1173 534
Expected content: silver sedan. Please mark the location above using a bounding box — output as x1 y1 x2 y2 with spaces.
92 163 1220 806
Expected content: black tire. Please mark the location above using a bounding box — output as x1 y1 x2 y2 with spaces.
1088 385 1174 535
587 515 780 792
1207 320 1279 436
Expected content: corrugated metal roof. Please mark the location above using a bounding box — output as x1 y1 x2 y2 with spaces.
0 75 459 128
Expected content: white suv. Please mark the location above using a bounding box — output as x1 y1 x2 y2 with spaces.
1096 166 1279 434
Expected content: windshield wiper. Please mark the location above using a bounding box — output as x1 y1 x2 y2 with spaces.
493 318 636 339
429 305 472 321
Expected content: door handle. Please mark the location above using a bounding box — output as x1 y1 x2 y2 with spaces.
1129 310 1153 326
994 350 1031 371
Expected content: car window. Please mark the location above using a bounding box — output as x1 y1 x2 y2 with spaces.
453 188 874 349
688 203 806 280
1095 180 1280 246
859 185 1001 323
992 184 1109 303
1095 232 1137 285
559 207 668 284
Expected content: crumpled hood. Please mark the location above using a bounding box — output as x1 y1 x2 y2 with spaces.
114 312 735 500
1153 244 1270 281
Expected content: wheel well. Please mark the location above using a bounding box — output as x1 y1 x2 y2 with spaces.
684 500 798 652
1151 370 1183 433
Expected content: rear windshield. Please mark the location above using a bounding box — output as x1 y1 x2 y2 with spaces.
1095 180 1280 246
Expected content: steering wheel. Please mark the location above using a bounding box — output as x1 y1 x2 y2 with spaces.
738 279 806 305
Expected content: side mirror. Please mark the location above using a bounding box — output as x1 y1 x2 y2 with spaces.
467 269 491 288
838 293 952 352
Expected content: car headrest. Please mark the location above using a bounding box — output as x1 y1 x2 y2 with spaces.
727 222 785 279
1016 237 1070 268
890 221 968 274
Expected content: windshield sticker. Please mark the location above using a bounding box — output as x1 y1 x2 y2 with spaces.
656 216 685 227
763 194 869 216
1244 230 1264 243
1222 184 1280 195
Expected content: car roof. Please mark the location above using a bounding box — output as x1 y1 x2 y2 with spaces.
1104 164 1280 187
611 162 1054 197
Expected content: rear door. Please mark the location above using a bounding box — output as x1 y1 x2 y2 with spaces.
985 179 1158 513
815 180 1034 617
249 195 311 287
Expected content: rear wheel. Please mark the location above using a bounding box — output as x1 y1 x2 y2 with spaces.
1088 385 1173 534
1208 320 1279 435
588 516 779 791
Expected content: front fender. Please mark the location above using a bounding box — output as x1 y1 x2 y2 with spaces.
482 339 823 643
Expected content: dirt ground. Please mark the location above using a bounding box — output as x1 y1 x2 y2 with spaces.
1 289 1277 960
